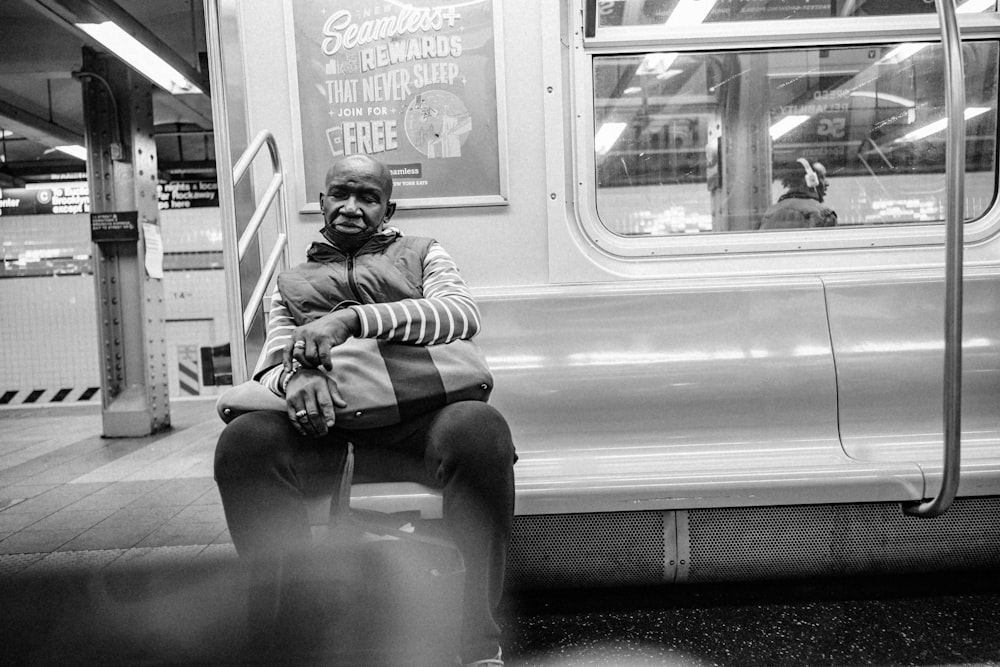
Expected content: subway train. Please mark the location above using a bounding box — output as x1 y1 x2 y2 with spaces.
209 0 1000 590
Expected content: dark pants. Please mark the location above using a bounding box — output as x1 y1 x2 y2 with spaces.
214 400 516 661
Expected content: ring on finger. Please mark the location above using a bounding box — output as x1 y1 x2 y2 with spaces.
294 409 308 420
293 340 306 349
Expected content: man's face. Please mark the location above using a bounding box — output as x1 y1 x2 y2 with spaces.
319 156 395 236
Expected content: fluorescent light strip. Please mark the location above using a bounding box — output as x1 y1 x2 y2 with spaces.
76 21 202 95
769 115 810 141
634 0 717 78
849 91 915 108
958 0 995 13
880 42 929 64
637 52 679 76
665 0 718 25
55 145 88 160
896 106 991 142
595 122 628 155
879 0 992 64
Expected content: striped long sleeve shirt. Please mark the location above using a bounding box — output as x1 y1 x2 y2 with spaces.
256 240 480 395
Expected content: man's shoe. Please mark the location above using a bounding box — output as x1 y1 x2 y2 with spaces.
460 647 503 666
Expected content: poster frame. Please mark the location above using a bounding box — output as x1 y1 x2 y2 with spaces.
283 0 509 212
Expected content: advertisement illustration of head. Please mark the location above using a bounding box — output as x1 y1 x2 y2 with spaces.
403 90 472 158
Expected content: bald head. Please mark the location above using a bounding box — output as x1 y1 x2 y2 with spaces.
324 155 394 200
319 154 397 244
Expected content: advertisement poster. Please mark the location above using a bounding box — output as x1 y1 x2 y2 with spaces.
290 0 507 208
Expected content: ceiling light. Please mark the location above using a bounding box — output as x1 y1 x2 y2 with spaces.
879 43 929 64
878 2 987 65
849 91 915 108
957 0 995 12
769 115 810 141
896 107 991 142
637 53 679 76
54 145 88 160
595 122 628 155
665 0 718 25
76 21 202 94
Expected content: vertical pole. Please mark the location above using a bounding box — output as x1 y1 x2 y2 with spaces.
903 0 964 518
720 52 770 231
83 48 170 437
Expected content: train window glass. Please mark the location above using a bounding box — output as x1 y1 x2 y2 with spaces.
596 0 995 27
593 42 998 236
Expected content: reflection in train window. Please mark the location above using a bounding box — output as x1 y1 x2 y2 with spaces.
596 0 993 27
593 42 998 236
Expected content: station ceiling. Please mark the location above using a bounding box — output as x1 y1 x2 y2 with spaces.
0 0 213 186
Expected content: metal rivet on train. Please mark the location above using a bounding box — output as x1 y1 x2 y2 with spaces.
481 383 489 390
550 193 557 200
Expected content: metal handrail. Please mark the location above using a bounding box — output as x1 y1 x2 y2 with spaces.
235 131 289 367
233 131 287 258
223 129 290 383
243 234 288 333
903 0 965 518
237 173 284 261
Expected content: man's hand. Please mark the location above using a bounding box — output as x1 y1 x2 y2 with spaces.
283 309 361 372
285 368 347 437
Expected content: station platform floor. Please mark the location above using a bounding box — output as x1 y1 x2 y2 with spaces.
0 398 467 666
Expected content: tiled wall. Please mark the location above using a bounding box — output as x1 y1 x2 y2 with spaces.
1 207 230 405
0 273 102 404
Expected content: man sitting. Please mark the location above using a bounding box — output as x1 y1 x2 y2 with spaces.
214 154 514 666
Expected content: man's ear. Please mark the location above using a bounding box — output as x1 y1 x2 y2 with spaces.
384 201 397 221
318 193 325 209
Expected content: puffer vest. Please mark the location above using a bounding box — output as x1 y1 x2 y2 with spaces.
277 232 435 324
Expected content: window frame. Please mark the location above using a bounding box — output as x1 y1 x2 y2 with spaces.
570 6 1000 259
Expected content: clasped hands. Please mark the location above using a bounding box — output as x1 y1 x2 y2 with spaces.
281 309 360 437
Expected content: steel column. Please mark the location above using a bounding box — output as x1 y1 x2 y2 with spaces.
82 48 170 436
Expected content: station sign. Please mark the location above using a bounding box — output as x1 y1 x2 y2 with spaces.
0 181 218 217
158 181 219 209
0 183 90 216
90 211 139 243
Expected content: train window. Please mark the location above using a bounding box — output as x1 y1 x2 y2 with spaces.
592 41 998 236
597 0 994 27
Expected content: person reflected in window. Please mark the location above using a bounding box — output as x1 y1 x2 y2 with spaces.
756 158 838 230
